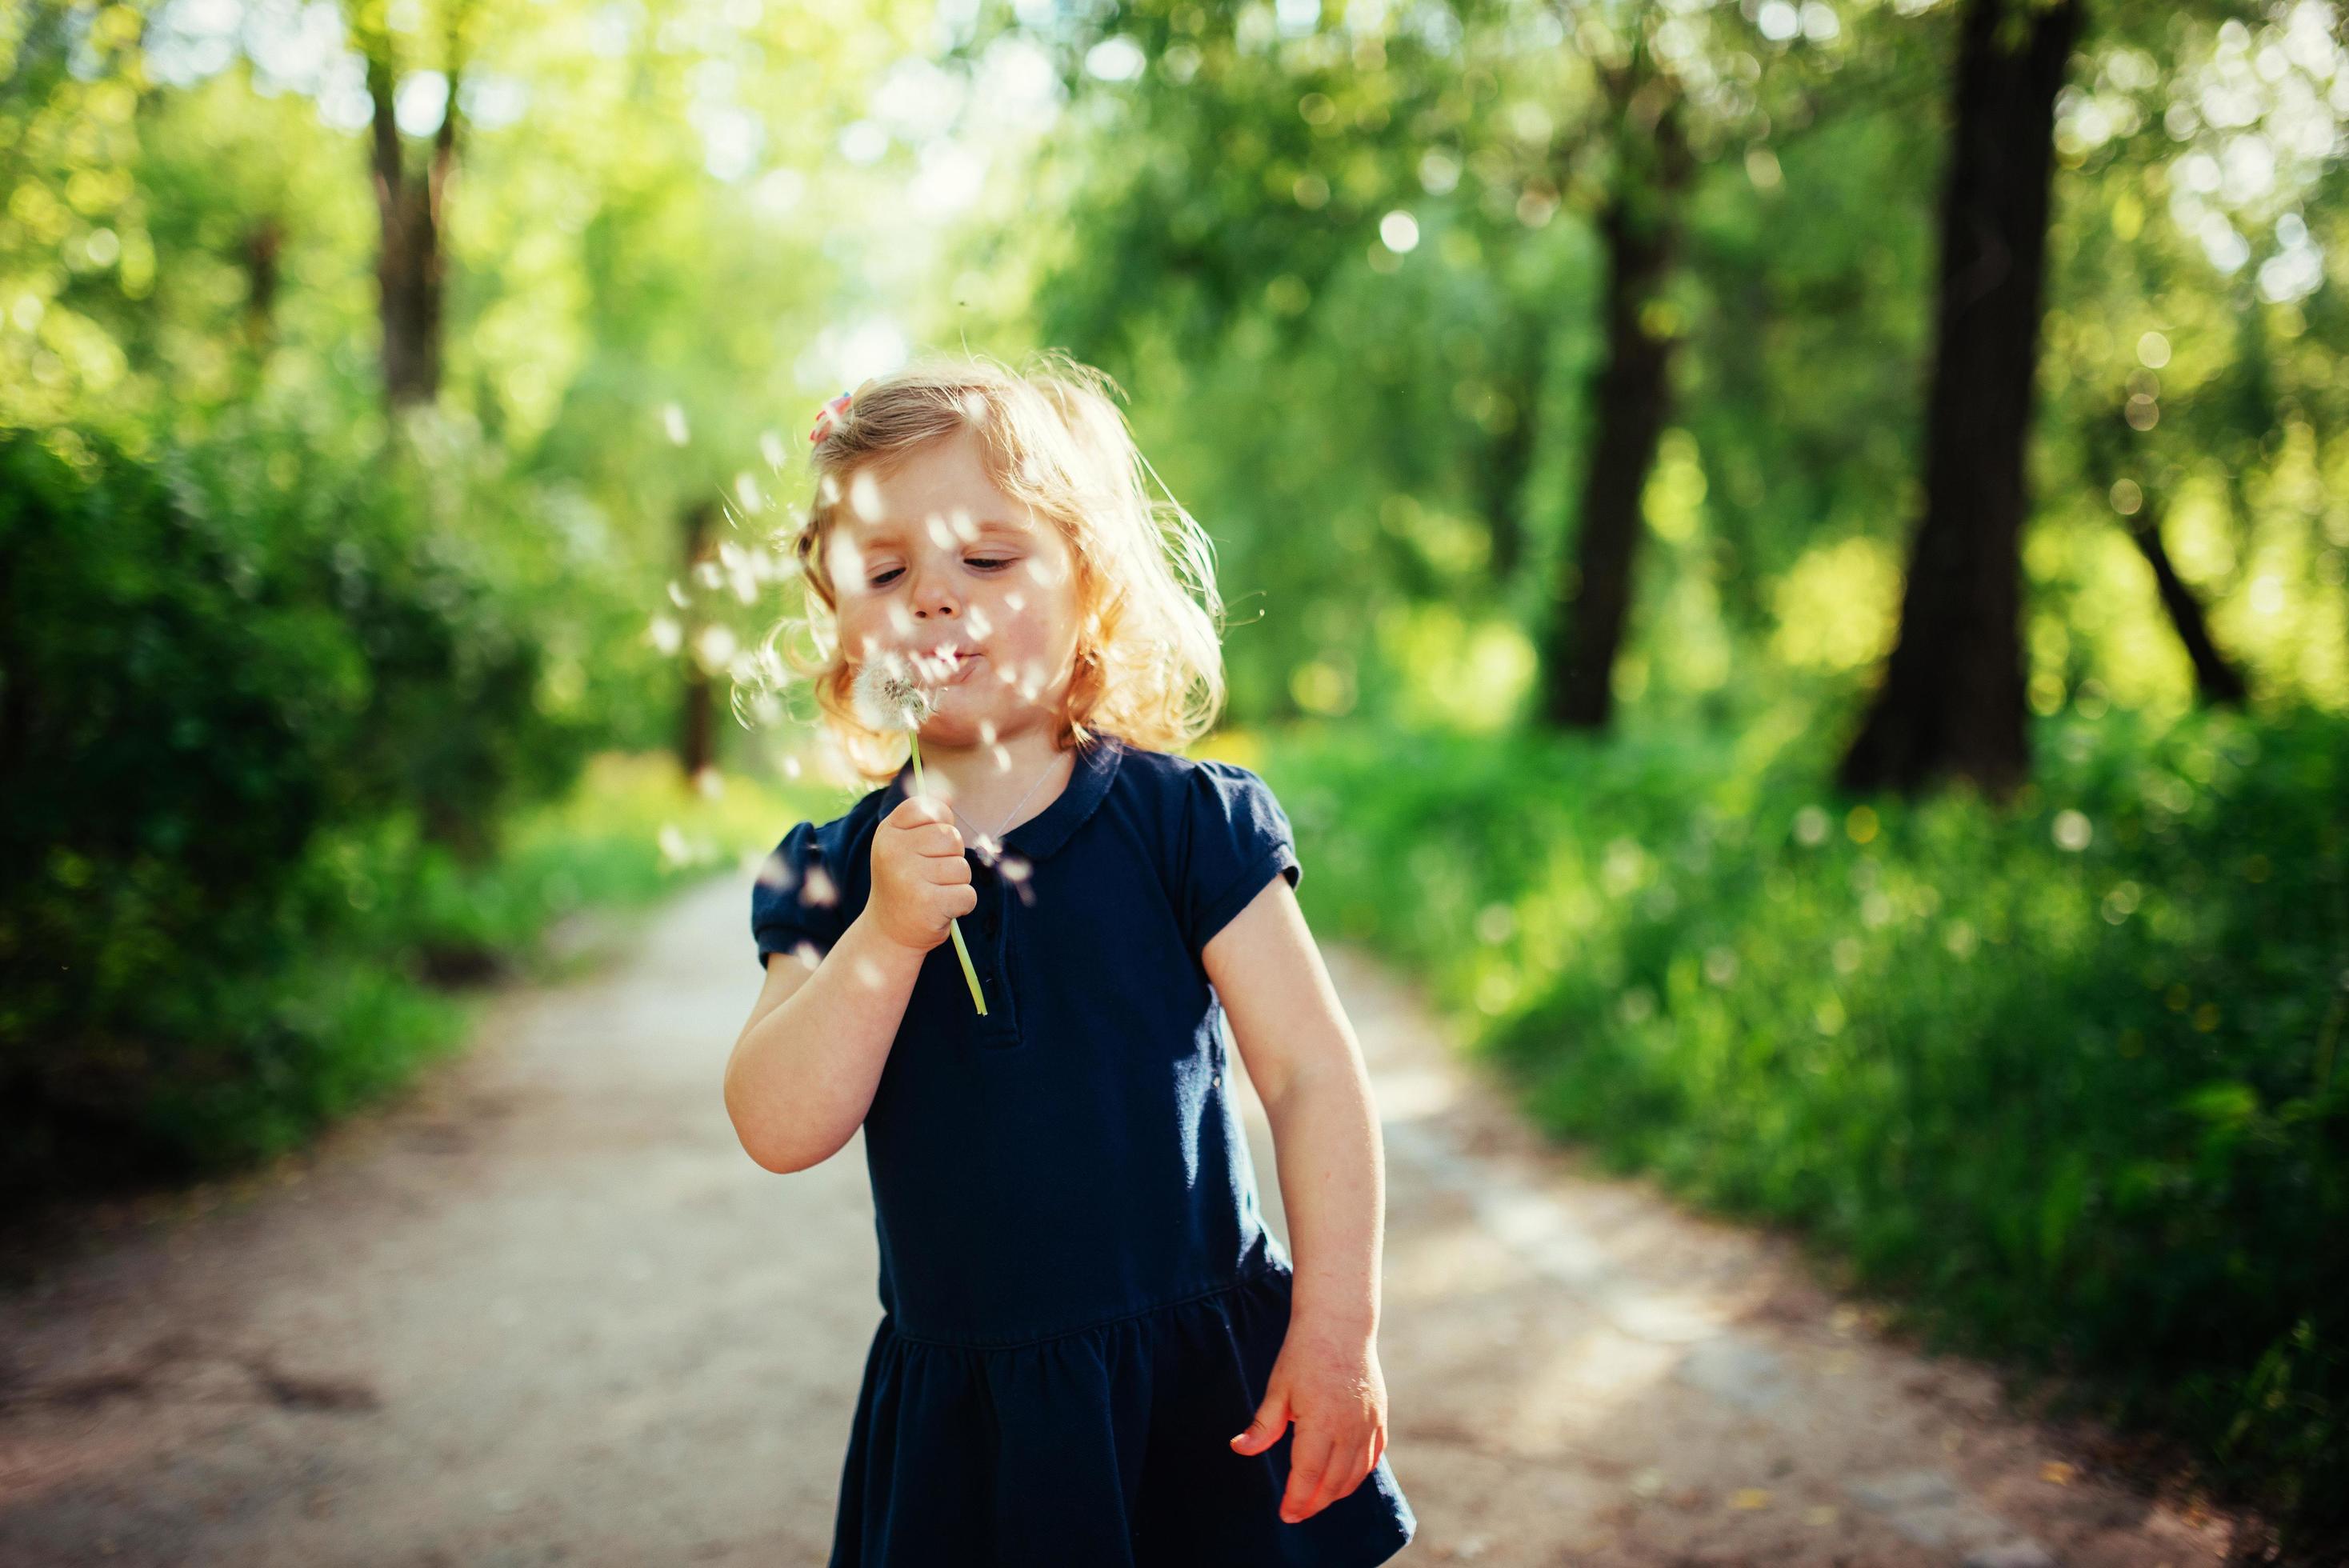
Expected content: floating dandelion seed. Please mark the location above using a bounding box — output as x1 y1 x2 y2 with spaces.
850 654 988 1015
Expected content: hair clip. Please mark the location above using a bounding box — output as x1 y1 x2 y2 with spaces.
808 388 854 446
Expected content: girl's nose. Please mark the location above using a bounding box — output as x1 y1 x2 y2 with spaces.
907 565 960 618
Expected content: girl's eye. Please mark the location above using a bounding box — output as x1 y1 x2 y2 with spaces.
868 558 1012 586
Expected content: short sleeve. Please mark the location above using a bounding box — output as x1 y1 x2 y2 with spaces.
1181 761 1303 959
750 820 847 972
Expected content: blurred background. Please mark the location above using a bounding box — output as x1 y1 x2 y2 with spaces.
2 0 2344 1550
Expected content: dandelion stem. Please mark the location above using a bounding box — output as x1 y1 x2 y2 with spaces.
909 731 989 1016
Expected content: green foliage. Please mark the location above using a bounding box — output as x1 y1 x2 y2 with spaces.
4 2 2345 1544
0 422 605 1194
1279 702 2348 1539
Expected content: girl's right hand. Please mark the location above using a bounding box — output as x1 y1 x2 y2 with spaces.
865 794 978 952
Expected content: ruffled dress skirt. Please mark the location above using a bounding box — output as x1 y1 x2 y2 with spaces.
826 1255 1417 1567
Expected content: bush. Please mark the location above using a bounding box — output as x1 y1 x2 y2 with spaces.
1276 702 2348 1544
0 422 600 1198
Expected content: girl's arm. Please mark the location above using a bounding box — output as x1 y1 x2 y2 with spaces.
1206 877 1392 1525
726 794 975 1173
724 914 926 1173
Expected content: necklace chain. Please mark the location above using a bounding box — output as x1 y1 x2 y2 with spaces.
947 752 1062 856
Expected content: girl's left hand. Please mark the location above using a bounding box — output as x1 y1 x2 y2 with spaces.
1228 1322 1391 1525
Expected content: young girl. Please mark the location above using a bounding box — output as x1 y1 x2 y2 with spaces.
723 350 1417 1566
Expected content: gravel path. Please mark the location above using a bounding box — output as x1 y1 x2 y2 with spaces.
0 870 2247 1566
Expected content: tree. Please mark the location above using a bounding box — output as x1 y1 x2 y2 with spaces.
1542 24 1695 728
344 0 480 409
1839 0 2084 798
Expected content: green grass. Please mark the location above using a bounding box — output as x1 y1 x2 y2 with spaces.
52 751 824 1187
1263 701 2347 1545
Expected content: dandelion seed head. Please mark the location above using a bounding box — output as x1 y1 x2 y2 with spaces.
851 652 943 734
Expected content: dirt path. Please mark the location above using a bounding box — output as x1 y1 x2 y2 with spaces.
0 871 2249 1566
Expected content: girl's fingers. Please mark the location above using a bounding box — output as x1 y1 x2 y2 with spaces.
1316 1436 1371 1518
1291 1430 1378 1523
1280 1427 1341 1523
1230 1385 1290 1455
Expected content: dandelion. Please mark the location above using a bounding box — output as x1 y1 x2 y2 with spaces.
852 653 988 1015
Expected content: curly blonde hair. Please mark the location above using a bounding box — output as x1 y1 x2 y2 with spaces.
759 348 1228 782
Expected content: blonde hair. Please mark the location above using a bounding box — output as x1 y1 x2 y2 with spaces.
762 348 1227 781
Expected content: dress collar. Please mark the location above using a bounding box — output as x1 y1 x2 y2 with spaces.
885 732 1124 864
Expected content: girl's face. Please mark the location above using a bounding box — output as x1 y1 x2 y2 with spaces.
825 427 1084 749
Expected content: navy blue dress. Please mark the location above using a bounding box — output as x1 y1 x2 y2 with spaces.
750 732 1417 1567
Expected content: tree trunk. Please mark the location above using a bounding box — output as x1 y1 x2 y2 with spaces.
1838 0 2083 800
2127 496 2249 707
2081 402 2249 708
361 16 465 410
242 217 282 356
1539 68 1692 730
680 501 718 778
